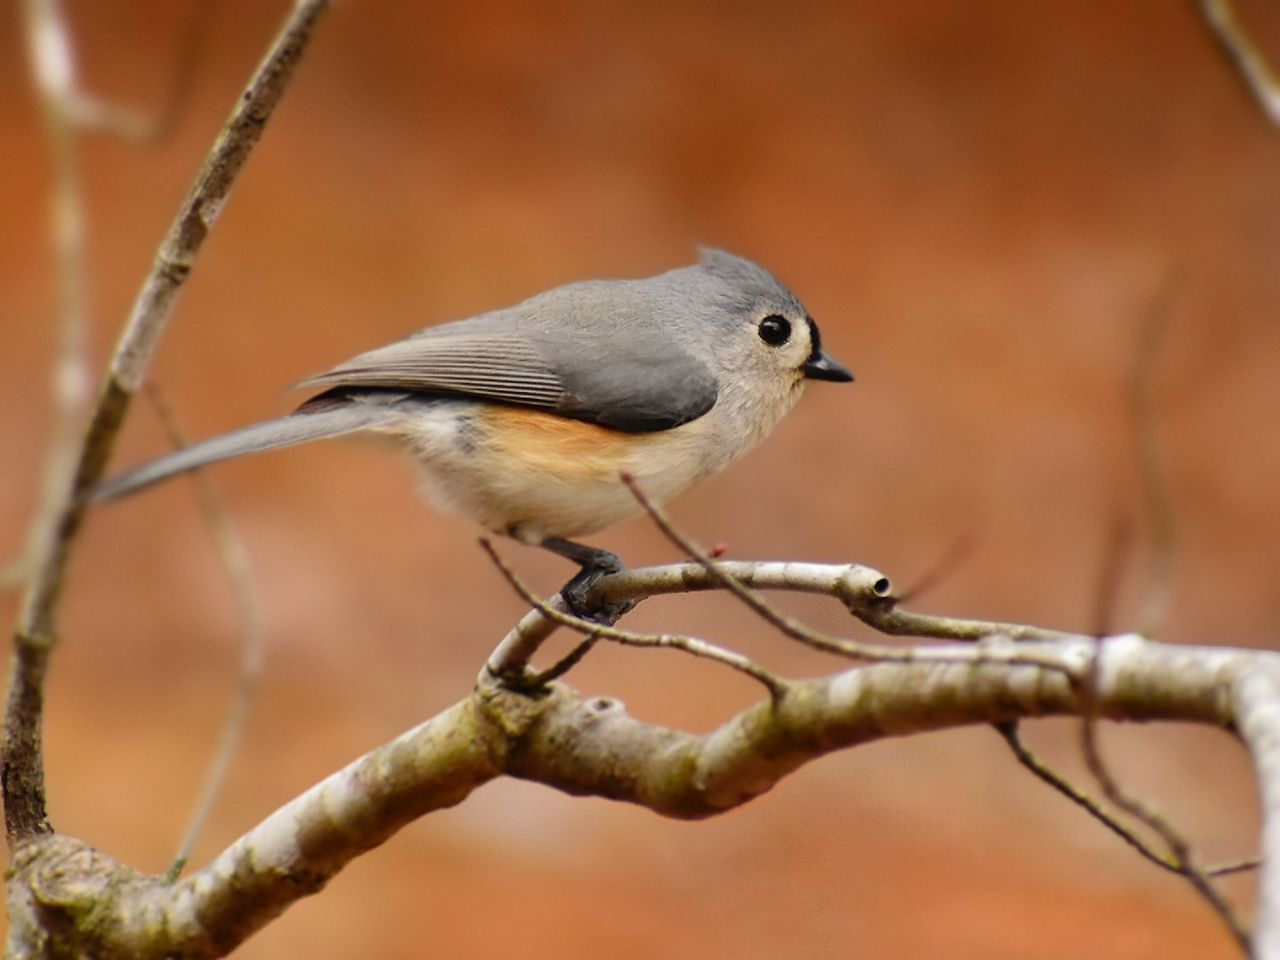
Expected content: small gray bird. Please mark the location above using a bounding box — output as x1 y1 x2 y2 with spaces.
95 250 852 612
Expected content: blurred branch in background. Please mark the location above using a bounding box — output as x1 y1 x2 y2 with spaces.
143 385 263 885
1127 277 1183 638
7 0 210 593
8 0 96 601
3 0 332 845
1200 0 1280 127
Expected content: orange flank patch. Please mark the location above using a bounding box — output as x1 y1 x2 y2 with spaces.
475 406 657 481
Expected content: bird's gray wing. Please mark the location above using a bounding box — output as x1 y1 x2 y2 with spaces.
298 289 719 433
298 324 564 409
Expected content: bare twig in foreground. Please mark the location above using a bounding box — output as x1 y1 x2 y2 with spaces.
479 539 788 697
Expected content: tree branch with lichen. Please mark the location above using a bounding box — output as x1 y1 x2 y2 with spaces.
2 563 1257 957
6 5 1280 959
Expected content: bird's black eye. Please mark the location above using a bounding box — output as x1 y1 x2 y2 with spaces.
757 315 792 346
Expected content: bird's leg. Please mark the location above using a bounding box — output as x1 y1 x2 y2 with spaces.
539 537 634 624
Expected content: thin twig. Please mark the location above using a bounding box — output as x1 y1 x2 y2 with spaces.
144 385 263 883
1209 858 1265 878
996 723 1257 879
524 637 600 688
1078 640 1251 951
479 540 789 698
1066 287 1251 949
1200 0 1280 127
618 472 1075 669
895 534 975 605
5 0 331 845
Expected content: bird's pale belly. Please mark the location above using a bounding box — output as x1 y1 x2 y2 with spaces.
389 401 730 542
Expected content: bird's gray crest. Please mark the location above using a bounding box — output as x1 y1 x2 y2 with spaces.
695 248 807 322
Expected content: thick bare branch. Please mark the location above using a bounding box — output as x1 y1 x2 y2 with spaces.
5 634 1249 957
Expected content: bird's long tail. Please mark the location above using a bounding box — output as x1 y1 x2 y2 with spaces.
91 405 396 503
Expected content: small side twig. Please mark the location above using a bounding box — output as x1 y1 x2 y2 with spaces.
996 722 1257 879
479 539 789 698
895 534 974 605
1078 639 1251 951
618 472 1075 671
524 637 600 688
145 385 262 883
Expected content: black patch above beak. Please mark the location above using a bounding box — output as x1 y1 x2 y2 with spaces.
802 347 854 382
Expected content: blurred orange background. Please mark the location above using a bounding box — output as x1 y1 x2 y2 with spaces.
2 2 1278 957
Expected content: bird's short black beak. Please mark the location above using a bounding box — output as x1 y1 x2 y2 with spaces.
802 348 854 383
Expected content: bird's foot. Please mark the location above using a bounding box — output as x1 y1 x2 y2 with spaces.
541 538 635 625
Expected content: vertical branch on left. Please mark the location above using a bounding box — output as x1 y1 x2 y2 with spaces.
4 0 333 845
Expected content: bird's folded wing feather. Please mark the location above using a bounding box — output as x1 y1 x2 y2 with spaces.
297 294 719 433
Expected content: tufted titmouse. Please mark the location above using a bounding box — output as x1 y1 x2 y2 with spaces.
94 250 852 610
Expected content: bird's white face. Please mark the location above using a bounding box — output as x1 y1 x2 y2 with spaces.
740 308 820 388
